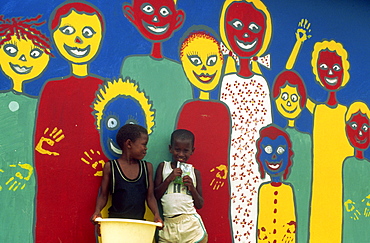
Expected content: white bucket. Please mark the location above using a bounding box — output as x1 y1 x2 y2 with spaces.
95 218 162 243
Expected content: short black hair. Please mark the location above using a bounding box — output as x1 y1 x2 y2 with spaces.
170 129 195 146
116 124 148 150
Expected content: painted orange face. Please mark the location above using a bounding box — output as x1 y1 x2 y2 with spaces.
224 1 266 58
317 50 343 91
346 112 369 150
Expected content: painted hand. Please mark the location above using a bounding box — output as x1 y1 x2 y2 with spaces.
35 127 65 156
4 163 33 191
296 19 312 43
81 149 105 176
210 164 228 190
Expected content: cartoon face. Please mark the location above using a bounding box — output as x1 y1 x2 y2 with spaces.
317 50 343 90
346 112 369 150
123 0 184 42
52 10 102 64
181 35 223 92
258 135 289 179
169 138 194 163
100 97 147 160
275 84 302 120
0 35 50 88
224 1 266 58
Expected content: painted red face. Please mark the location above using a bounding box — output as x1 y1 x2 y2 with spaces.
346 112 369 150
124 0 184 42
317 50 343 90
225 2 266 58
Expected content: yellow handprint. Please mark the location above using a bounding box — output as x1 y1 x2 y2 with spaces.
5 163 33 191
35 127 65 156
344 199 361 220
81 149 105 176
361 194 370 217
210 164 228 190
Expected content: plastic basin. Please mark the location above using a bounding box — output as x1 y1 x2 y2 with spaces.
95 218 162 243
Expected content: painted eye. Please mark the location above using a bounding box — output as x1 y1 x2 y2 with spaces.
350 122 358 130
30 48 43 59
333 64 342 71
107 117 119 129
264 145 273 154
281 92 288 101
319 63 328 70
188 55 202 66
60 26 75 35
206 55 217 66
277 146 285 155
160 7 171 17
3 44 18 57
249 22 261 33
291 94 298 102
362 124 368 132
142 3 154 14
229 19 243 30
82 26 96 38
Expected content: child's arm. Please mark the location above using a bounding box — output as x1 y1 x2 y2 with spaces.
90 161 111 224
146 162 163 224
183 168 204 209
154 162 182 200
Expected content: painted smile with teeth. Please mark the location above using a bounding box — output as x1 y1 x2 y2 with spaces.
235 37 258 51
325 76 338 85
265 160 282 171
142 20 169 35
355 136 367 144
63 43 90 58
109 139 122 155
194 71 216 83
9 63 33 74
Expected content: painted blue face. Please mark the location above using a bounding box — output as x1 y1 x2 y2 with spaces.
100 96 146 160
259 135 289 181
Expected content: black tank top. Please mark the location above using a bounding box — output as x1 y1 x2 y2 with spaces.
108 159 148 219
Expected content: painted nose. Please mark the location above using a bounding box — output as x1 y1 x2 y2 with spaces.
328 69 333 75
201 65 207 70
287 101 291 107
152 15 159 22
243 32 249 38
19 54 27 61
359 130 363 136
272 154 277 160
75 36 82 44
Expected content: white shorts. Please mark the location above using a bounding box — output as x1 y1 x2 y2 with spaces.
158 214 208 243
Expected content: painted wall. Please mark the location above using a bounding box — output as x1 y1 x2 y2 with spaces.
0 0 369 242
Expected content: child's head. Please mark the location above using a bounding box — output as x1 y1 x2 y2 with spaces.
116 124 148 150
169 129 195 163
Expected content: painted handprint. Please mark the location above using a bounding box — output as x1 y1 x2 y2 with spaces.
5 163 33 191
296 19 312 42
344 199 361 220
35 127 65 156
81 149 105 176
210 164 228 190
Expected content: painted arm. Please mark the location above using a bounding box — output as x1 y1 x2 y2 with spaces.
306 97 316 114
286 19 312 70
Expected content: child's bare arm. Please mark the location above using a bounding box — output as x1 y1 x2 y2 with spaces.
146 162 163 224
183 169 204 209
90 161 111 224
154 162 182 200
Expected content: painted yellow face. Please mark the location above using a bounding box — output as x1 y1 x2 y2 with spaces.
275 84 302 119
181 36 223 91
52 10 102 64
0 35 50 85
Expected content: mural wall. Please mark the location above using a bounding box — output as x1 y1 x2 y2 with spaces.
0 0 369 242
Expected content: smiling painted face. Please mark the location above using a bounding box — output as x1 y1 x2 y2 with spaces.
346 112 369 150
181 34 223 92
52 10 102 64
124 0 184 42
317 50 343 91
275 84 302 120
0 35 50 90
225 1 266 58
259 135 289 180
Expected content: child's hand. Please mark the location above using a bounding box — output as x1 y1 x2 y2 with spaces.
169 168 182 181
154 215 164 229
182 175 195 189
90 213 102 225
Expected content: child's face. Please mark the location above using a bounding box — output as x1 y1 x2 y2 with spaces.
129 133 148 160
169 138 194 163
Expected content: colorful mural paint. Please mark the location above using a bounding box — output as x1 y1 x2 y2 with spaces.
1 0 370 242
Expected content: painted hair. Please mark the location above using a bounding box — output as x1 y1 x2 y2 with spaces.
345 101 370 122
171 129 195 146
0 15 53 56
116 124 148 150
50 1 105 32
272 70 307 108
311 40 350 88
256 125 293 180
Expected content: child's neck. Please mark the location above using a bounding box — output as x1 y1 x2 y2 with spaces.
119 156 138 165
